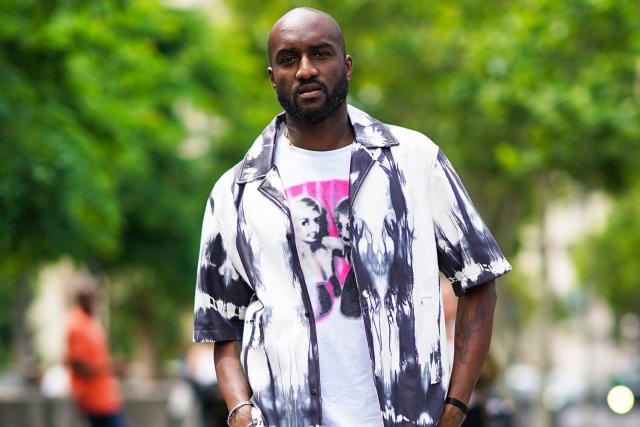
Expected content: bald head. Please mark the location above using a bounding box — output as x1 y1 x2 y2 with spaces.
268 7 346 64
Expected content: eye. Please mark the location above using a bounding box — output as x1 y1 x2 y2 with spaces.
279 55 297 65
315 50 330 59
302 219 309 226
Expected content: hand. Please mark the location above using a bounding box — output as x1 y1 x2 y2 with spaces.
229 404 253 427
436 403 466 427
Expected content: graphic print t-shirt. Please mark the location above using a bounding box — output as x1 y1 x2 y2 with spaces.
275 130 382 427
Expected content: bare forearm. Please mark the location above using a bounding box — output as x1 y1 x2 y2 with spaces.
439 280 497 426
214 341 253 426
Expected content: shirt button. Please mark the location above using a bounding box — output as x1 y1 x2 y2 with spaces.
286 232 292 240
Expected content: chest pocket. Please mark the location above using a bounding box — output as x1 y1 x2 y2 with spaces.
419 294 442 384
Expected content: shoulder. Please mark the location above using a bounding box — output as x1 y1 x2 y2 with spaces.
385 123 440 166
208 162 244 211
387 124 438 149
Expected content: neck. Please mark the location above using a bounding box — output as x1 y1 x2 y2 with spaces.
79 306 93 316
285 104 354 151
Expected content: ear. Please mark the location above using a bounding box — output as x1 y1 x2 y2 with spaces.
344 55 353 80
267 66 277 90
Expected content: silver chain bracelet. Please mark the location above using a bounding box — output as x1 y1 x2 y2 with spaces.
226 400 253 426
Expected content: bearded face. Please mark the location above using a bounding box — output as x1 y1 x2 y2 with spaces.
276 72 349 124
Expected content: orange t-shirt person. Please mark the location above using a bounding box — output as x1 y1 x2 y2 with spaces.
65 280 126 426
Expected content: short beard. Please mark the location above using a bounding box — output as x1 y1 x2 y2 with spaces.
277 73 349 125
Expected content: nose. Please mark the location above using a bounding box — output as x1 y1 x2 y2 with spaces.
296 54 319 80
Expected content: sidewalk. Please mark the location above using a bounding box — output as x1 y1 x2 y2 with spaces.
0 380 198 427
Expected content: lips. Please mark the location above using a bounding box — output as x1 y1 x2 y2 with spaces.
296 82 327 100
297 82 324 94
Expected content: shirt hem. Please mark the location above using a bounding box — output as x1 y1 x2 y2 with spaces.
450 260 512 296
193 328 243 343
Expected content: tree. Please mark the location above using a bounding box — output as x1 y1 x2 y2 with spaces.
0 0 217 371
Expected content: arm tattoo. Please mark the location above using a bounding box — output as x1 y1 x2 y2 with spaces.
454 300 486 364
451 380 464 399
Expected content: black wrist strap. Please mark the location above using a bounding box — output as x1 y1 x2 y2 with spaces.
445 397 468 415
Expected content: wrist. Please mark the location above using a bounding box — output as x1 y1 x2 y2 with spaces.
227 400 253 426
444 396 468 416
438 403 466 427
230 406 253 427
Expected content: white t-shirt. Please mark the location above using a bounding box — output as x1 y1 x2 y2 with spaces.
275 128 382 427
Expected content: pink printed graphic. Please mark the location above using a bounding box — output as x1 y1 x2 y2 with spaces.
286 180 359 322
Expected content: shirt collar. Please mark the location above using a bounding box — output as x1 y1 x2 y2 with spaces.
237 104 398 183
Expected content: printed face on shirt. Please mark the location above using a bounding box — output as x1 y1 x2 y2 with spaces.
292 198 323 244
335 212 350 244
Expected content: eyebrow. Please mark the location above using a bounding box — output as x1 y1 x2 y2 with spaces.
310 43 335 50
275 42 337 57
275 47 296 58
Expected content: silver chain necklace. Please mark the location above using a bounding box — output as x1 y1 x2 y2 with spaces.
284 124 353 148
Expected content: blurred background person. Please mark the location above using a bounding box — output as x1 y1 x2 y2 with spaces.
65 278 127 427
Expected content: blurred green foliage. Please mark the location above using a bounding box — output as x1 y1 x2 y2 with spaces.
0 0 215 367
576 185 640 323
0 0 639 370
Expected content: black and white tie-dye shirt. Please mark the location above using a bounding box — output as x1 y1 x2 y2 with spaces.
193 105 511 427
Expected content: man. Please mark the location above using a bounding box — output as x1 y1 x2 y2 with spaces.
193 7 511 427
66 279 127 427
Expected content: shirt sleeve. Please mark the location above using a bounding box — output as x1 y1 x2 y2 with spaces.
429 150 512 296
193 194 254 342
